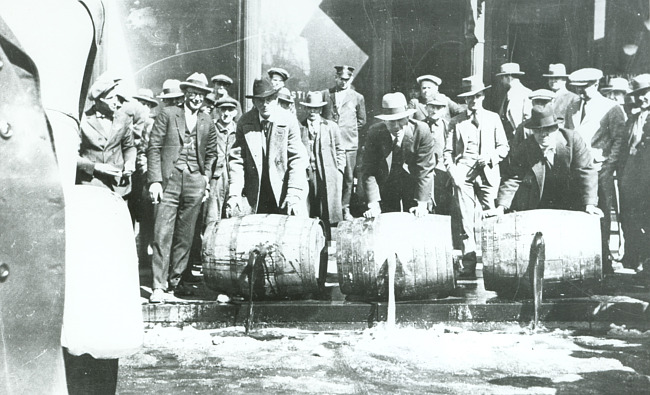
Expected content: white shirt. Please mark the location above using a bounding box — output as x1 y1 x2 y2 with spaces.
185 105 198 132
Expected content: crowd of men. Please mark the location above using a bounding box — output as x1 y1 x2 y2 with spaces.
77 62 650 303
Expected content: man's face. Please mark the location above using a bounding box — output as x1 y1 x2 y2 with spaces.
135 99 153 118
426 104 445 120
253 94 277 119
200 103 214 114
335 75 351 90
214 82 228 98
279 100 291 110
98 88 121 114
464 92 485 111
576 82 599 101
531 98 553 109
217 106 237 124
270 74 285 89
163 97 184 107
637 89 650 110
184 87 205 111
307 107 321 121
500 75 512 89
385 117 408 136
605 90 625 105
547 77 566 92
420 80 439 101
532 125 559 149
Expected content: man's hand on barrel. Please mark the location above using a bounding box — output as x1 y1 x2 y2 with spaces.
483 205 505 218
409 201 428 218
281 195 301 216
585 204 604 217
225 195 242 218
363 201 381 218
149 182 163 204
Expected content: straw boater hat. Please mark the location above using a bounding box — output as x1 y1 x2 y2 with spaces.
525 106 559 129
215 97 238 108
267 67 290 81
300 91 327 107
417 74 442 86
277 87 293 103
132 88 159 107
542 63 570 78
179 72 212 93
158 79 184 99
334 65 355 78
628 74 650 95
496 62 525 76
529 89 555 101
375 92 416 121
245 78 278 99
210 74 234 85
601 77 630 94
457 75 491 97
568 68 603 86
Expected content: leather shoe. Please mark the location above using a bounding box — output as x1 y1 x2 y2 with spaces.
171 283 195 297
149 288 166 304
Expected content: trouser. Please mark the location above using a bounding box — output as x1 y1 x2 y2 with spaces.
342 150 357 208
63 348 118 395
431 168 463 250
379 169 416 213
151 167 206 290
454 164 497 257
598 165 615 269
204 174 228 226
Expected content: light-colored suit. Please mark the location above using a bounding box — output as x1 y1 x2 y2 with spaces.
229 108 308 214
499 79 532 140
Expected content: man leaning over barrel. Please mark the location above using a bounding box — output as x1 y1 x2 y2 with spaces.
361 92 434 218
486 106 599 216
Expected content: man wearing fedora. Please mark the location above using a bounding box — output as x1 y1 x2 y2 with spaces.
158 79 185 108
211 74 242 121
147 72 218 302
497 62 532 142
299 92 346 234
619 74 650 273
444 76 509 278
77 76 136 197
410 74 465 123
509 89 557 154
601 77 630 109
361 92 434 218
322 65 367 221
491 107 598 215
227 78 308 217
565 68 626 274
543 63 579 121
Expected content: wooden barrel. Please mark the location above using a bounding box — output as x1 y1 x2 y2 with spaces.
203 214 326 299
482 209 602 298
336 213 455 301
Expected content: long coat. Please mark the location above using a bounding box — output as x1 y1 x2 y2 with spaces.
443 109 510 187
497 128 598 211
147 105 218 188
0 13 68 393
321 87 367 150
300 118 346 224
77 108 136 195
228 108 308 214
362 119 435 204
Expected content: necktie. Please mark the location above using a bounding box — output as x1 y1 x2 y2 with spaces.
470 111 479 128
543 147 555 168
392 135 403 168
261 119 272 150
580 100 587 123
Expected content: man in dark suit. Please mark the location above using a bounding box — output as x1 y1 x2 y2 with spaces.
322 65 367 220
490 107 599 214
444 76 509 278
77 77 136 197
565 68 627 273
361 92 434 218
147 72 218 303
226 78 308 216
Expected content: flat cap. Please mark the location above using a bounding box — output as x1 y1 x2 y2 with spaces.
417 75 442 86
211 74 233 85
529 89 555 101
89 76 120 101
267 67 290 81
569 68 603 86
215 96 238 108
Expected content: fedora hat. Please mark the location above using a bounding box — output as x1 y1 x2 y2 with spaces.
300 91 327 107
334 65 355 78
457 75 491 97
496 62 525 76
179 72 212 93
375 92 416 121
211 74 233 85
132 88 159 107
601 77 630 93
542 63 569 78
245 78 278 99
417 74 442 86
569 68 603 86
628 74 650 95
267 67 290 81
277 87 293 103
215 96 238 108
525 106 559 129
158 79 184 99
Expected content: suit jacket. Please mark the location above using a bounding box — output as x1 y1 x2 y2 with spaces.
412 93 465 123
564 93 626 172
362 119 435 203
497 128 598 211
77 107 136 195
228 108 308 213
499 79 532 138
301 118 346 223
321 87 366 150
443 109 510 186
552 88 579 121
147 105 218 188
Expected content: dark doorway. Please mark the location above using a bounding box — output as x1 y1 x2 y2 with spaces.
508 23 563 90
